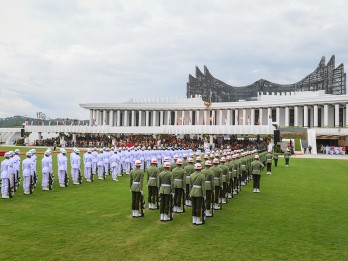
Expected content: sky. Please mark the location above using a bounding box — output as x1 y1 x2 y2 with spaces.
0 0 348 120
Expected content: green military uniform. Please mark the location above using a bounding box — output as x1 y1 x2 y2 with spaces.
210 162 222 209
172 164 185 213
130 167 144 217
265 152 273 174
219 160 229 203
182 157 188 168
273 152 279 167
240 155 248 185
146 163 160 210
234 156 241 193
284 151 291 167
184 163 194 206
201 164 214 215
251 156 264 192
158 167 173 221
190 168 206 225
225 158 234 198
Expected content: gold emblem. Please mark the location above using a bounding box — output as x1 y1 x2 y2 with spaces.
204 101 212 108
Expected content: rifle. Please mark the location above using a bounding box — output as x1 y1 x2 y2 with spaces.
90 168 94 182
48 172 53 190
103 167 106 180
64 171 69 187
33 171 38 188
13 173 18 192
17 170 21 185
156 187 159 209
78 169 82 184
219 187 223 210
169 193 174 221
8 178 14 198
201 196 206 224
29 175 33 194
140 193 145 217
211 189 215 217
182 189 186 213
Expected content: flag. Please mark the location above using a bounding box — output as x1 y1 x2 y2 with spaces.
247 116 250 125
268 114 272 126
224 115 227 125
94 119 96 126
203 117 205 125
49 121 51 126
176 119 178 125
25 121 28 126
189 116 192 125
57 120 59 125
183 118 185 125
168 117 171 125
42 121 44 126
62 120 65 125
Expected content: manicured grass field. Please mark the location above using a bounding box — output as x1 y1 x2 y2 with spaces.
0 146 347 260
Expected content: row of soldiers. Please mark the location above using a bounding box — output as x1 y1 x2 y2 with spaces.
129 149 277 225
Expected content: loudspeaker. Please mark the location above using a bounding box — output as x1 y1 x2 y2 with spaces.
21 128 24 137
274 130 280 143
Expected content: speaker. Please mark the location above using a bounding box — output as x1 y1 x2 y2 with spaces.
21 128 24 137
274 130 280 143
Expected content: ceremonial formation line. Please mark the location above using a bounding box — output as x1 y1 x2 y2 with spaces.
1 147 292 225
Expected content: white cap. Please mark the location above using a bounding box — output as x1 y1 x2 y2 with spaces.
15 149 20 154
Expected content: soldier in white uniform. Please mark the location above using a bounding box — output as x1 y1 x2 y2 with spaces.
84 148 93 182
103 148 110 175
97 149 105 180
91 147 98 174
42 151 51 191
13 149 21 186
110 150 119 181
8 151 15 192
70 148 76 176
1 152 11 198
72 149 81 185
22 152 33 194
30 149 37 187
58 149 68 187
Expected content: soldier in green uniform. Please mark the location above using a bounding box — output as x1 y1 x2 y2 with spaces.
159 156 169 173
146 158 160 210
273 151 279 167
158 161 173 221
203 154 209 166
171 155 179 170
184 158 194 206
284 148 291 167
234 154 241 193
219 157 228 204
251 155 264 193
265 150 273 175
182 154 188 168
195 156 202 165
190 163 206 225
240 153 248 186
130 160 144 218
202 160 214 216
172 159 185 213
225 155 233 199
211 158 222 209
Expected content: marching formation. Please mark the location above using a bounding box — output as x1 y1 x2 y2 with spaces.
1 146 292 225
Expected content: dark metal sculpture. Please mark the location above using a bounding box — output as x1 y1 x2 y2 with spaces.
186 55 346 102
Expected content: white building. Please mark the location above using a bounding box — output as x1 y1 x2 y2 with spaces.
19 90 348 154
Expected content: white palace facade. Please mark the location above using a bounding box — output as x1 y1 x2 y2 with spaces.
20 90 348 154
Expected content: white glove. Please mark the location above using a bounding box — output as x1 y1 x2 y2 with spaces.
203 196 206 201
140 191 144 196
171 193 175 197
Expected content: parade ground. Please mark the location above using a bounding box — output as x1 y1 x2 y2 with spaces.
0 147 347 261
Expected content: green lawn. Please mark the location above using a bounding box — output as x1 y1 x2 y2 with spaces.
0 146 347 260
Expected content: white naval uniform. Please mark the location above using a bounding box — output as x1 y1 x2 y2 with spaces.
71 154 81 184
41 156 50 189
83 153 92 179
97 153 104 178
22 158 32 194
58 155 68 186
1 158 10 197
91 150 98 173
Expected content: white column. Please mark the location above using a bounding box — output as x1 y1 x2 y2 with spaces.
95 110 100 125
227 110 231 125
204 110 208 125
89 110 93 126
117 110 121 126
212 110 215 125
160 111 164 126
146 111 149 126
181 110 185 125
124 110 128 127
109 110 114 126
294 106 299 127
276 107 280 125
139 111 142 126
304 105 308 127
267 108 272 124
153 111 157 126
285 107 289 126
219 110 223 125
259 108 263 125
314 105 318 127
250 108 255 125
196 110 200 125
103 110 107 125
242 109 246 125
346 104 348 127
323 104 329 127
335 104 340 127
174 111 178 125
235 109 239 125
167 111 171 125
131 110 135 127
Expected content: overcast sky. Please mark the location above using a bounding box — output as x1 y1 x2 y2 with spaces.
0 0 347 120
